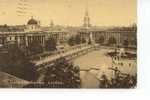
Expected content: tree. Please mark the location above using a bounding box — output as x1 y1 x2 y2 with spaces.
123 40 129 47
88 37 92 44
81 37 86 43
68 35 83 46
96 36 104 44
28 39 43 55
45 37 57 51
75 35 81 44
68 36 75 46
108 37 117 45
0 43 39 81
43 58 81 88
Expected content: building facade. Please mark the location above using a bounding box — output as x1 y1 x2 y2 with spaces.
78 26 137 47
0 16 137 50
0 17 68 48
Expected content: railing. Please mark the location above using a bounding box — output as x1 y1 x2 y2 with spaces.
33 44 98 66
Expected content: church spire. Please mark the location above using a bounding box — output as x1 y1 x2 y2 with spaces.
85 7 89 16
83 8 91 29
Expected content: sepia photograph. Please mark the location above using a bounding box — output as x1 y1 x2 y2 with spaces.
0 0 137 88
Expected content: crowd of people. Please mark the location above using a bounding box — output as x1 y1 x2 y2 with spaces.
99 48 137 88
99 67 137 88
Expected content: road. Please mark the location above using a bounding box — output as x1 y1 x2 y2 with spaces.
33 45 94 66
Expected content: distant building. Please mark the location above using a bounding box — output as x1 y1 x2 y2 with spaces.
26 17 41 32
78 25 137 48
0 13 137 50
50 20 54 28
0 17 68 48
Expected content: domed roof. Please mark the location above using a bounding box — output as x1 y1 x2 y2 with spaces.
27 17 38 25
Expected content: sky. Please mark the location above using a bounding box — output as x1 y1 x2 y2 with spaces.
0 0 137 26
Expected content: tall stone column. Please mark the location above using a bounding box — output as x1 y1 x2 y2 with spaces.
25 36 28 47
89 32 94 44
